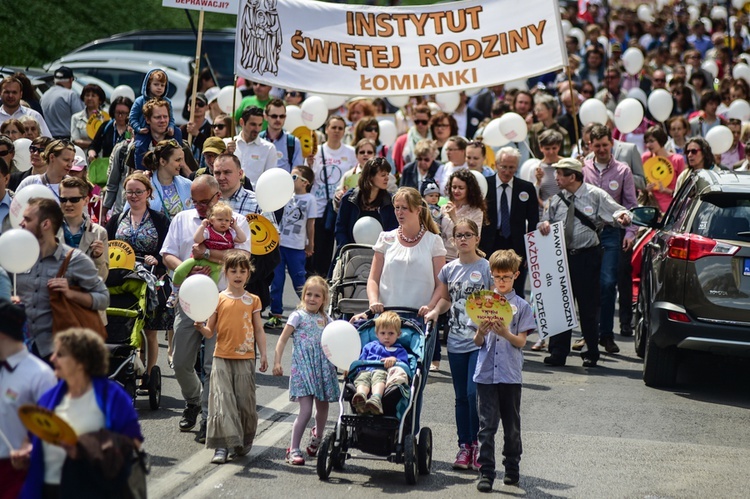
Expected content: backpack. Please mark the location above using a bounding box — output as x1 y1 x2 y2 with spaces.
260 130 295 170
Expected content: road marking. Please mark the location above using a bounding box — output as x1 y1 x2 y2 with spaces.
148 391 297 498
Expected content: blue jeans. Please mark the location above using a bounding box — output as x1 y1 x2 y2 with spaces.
448 350 479 446
599 226 621 339
476 383 522 479
270 246 307 315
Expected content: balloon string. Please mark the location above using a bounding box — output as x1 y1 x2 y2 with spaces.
0 426 14 451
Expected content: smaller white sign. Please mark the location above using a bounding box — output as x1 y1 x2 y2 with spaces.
524 221 578 339
162 0 240 15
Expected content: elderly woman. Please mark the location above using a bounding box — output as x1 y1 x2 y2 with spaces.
19 116 42 140
440 169 487 262
71 84 109 150
528 94 571 158
107 172 172 375
140 139 193 221
335 157 398 248
15 328 143 498
16 139 75 195
400 139 444 191
88 96 133 161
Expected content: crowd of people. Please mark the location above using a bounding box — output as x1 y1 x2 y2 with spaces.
1 0 750 494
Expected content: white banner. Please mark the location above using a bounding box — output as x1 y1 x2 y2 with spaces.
234 0 567 96
524 222 578 339
162 0 240 15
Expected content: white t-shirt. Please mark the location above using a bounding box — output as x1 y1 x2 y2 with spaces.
373 229 446 311
43 387 105 484
312 143 357 215
280 192 317 250
16 174 61 199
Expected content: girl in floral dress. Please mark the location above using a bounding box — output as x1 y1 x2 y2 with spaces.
273 275 340 465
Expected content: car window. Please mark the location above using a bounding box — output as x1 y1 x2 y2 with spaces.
90 41 136 51
691 194 750 241
88 68 177 99
663 181 696 231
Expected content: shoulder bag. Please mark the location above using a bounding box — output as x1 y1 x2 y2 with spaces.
50 250 108 339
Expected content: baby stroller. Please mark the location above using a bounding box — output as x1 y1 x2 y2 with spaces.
328 243 375 320
317 309 436 485
105 256 161 410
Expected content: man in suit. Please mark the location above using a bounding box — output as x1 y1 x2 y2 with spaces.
480 147 539 298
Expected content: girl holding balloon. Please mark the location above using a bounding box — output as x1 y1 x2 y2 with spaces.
273 275 339 466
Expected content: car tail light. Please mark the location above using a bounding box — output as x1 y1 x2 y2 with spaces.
666 234 740 261
667 311 691 323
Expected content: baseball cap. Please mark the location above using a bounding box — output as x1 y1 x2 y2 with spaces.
553 158 583 173
70 155 87 171
205 87 220 105
202 136 226 155
54 66 74 80
194 92 208 106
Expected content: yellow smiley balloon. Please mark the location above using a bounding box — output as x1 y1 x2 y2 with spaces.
246 214 280 256
292 126 318 157
644 156 675 187
109 240 136 270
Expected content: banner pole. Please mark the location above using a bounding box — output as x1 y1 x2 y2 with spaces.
187 9 205 147
231 75 239 138
565 64 581 154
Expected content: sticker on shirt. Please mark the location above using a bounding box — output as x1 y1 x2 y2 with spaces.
276 151 283 159
4 388 19 402
184 198 194 209
608 180 619 191
510 303 518 316
241 294 255 305
316 317 327 328
469 271 482 283
583 205 594 216
251 154 260 160
383 232 396 244
518 191 529 202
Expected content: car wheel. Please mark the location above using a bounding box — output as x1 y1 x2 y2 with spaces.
634 283 648 359
643 329 678 388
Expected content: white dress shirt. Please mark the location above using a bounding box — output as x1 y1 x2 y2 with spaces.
233 133 278 188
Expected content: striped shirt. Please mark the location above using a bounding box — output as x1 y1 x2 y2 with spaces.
540 182 631 251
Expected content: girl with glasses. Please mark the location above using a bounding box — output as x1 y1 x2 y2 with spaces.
210 114 234 139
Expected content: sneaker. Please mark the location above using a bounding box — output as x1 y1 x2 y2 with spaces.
572 338 586 351
179 404 201 432
306 427 321 457
599 337 620 354
265 316 283 329
503 473 520 486
582 358 598 368
543 356 566 367
365 395 383 415
233 444 252 457
351 392 367 414
286 448 305 465
452 444 472 470
530 339 546 351
470 441 480 470
477 475 494 492
166 293 177 309
211 448 228 464
197 420 207 444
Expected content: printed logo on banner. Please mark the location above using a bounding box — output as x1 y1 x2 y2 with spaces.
240 0 283 76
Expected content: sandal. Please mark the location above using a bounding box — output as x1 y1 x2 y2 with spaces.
531 339 546 351
286 448 305 465
306 427 321 457
352 392 367 414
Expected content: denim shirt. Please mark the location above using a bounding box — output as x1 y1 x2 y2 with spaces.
473 290 535 385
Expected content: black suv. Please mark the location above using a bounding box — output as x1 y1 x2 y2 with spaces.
69 29 235 87
632 169 750 387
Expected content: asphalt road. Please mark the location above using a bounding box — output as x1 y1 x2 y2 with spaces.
137 279 750 499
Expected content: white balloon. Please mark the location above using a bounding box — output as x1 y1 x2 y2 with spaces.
464 87 482 97
110 84 135 102
255 168 294 212
217 86 242 114
726 99 750 121
705 125 734 155
504 78 529 91
702 60 719 79
378 120 398 148
481 118 510 147
732 63 750 85
469 170 488 198
284 105 304 132
622 48 645 76
561 19 572 36
387 96 410 108
710 5 727 20
300 96 328 130
687 5 700 23
637 4 653 22
598 36 609 54
178 274 219 322
579 99 608 126
700 17 712 33
352 216 383 245
321 320 362 370
435 92 461 113
12 138 32 172
628 87 648 107
497 113 528 143
732 0 746 9
519 159 541 183
614 98 644 134
568 27 585 49
0 229 40 274
9 185 58 228
647 89 674 122
307 93 348 110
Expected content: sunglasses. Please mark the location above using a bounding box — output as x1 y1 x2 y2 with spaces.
194 101 207 108
0 149 9 157
59 196 84 204
291 174 309 183
685 148 701 155
363 126 379 133
357 149 375 155
267 114 286 120
286 91 302 97
413 119 429 126
434 123 450 128
212 124 226 130
29 146 43 153
115 111 129 117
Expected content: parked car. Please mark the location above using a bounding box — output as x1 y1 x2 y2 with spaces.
632 169 750 387
49 51 194 81
1 66 113 105
66 29 235 87
41 61 189 125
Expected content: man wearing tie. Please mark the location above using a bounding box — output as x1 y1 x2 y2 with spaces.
479 147 538 297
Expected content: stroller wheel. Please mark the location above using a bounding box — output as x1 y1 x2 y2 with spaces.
316 431 338 480
148 366 162 410
124 379 137 405
404 433 418 485
417 427 432 475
